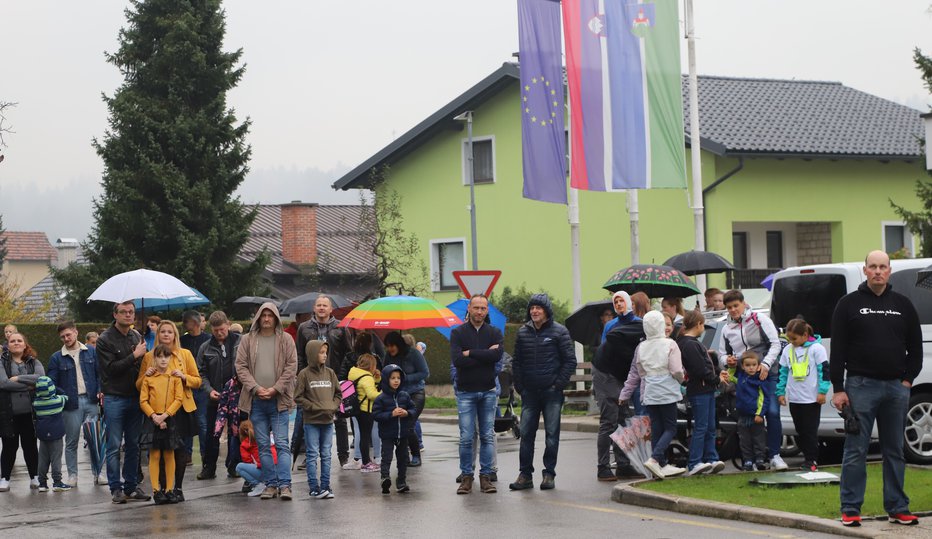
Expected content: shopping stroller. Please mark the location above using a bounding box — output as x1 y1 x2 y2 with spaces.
494 367 520 439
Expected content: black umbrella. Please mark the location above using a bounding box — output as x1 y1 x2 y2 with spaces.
278 291 353 315
565 300 614 348
917 265 932 291
663 250 735 276
233 296 279 306
603 264 701 298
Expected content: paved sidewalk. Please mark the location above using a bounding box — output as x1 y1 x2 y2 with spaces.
419 409 599 433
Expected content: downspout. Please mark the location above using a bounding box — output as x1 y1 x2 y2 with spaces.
701 156 744 246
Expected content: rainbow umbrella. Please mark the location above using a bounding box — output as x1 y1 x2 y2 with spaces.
337 295 462 330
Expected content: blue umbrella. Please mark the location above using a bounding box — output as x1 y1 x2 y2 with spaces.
133 287 209 311
435 298 507 340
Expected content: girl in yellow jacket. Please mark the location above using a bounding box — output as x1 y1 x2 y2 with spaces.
347 353 381 473
139 344 184 504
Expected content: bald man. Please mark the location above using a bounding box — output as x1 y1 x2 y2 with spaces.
830 250 923 527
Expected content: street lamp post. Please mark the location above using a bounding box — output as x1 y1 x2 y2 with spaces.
455 110 479 270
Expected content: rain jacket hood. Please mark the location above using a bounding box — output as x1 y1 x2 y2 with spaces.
526 293 554 321
249 302 285 335
304 340 329 372
380 363 406 393
612 291 632 315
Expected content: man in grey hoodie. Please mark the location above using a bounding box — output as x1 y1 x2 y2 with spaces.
236 303 297 501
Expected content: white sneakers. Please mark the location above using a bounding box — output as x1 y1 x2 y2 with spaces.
0 478 10 492
687 462 712 476
68 475 78 487
707 461 726 474
30 476 40 489
660 464 686 477
771 455 789 471
342 460 362 470
247 484 265 497
643 458 665 479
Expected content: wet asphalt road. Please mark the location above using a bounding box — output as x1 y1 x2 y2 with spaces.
0 422 841 538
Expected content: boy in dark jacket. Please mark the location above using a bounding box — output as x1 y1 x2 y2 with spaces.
33 376 70 492
723 351 771 471
372 364 417 494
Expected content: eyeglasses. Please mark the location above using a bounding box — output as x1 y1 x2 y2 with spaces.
116 310 135 315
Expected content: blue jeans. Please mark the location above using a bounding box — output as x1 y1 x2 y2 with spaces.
518 386 564 477
62 394 99 477
841 376 911 514
647 403 679 464
236 462 262 486
688 392 719 468
192 388 208 458
456 389 497 476
103 395 142 494
763 370 782 458
250 399 292 488
303 423 334 491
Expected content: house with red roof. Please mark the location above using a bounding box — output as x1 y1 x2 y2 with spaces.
0 231 58 298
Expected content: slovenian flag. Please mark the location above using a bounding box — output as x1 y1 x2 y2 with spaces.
563 0 686 191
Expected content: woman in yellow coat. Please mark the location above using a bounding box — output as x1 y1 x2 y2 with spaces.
137 320 201 500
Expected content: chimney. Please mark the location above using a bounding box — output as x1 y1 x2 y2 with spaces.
280 201 318 267
54 238 79 269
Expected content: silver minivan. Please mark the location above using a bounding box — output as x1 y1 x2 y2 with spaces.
769 258 932 464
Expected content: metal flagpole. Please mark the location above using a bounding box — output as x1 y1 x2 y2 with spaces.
566 80 585 391
686 0 706 291
628 190 640 264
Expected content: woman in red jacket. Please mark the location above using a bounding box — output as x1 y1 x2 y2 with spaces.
235 419 277 497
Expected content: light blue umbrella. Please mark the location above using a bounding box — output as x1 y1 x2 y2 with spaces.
132 287 209 311
435 298 507 340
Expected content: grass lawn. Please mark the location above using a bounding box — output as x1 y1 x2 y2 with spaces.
637 463 932 519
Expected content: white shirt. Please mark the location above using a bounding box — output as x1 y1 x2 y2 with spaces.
63 342 89 395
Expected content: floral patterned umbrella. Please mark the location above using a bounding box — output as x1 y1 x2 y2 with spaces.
602 264 701 298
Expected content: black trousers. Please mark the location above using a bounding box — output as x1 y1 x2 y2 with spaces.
202 406 240 474
789 402 822 463
335 417 349 462
380 437 409 482
407 391 425 458
737 414 767 463
1 413 39 480
357 412 374 465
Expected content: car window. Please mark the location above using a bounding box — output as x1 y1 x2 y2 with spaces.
771 274 848 337
888 268 932 325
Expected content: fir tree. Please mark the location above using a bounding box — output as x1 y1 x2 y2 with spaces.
54 0 267 318
890 47 932 257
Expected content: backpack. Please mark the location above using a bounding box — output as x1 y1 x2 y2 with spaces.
337 374 372 419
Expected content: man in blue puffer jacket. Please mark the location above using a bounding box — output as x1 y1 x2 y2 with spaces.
509 294 576 492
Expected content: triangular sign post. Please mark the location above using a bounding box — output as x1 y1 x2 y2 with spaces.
452 270 502 298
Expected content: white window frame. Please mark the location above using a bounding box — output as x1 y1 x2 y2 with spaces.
461 135 496 185
881 221 914 256
429 237 466 292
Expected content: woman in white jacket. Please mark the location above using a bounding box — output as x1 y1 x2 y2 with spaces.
619 311 685 479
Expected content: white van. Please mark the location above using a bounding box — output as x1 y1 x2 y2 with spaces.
769 258 932 464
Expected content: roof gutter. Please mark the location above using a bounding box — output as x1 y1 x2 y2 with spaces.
701 156 744 250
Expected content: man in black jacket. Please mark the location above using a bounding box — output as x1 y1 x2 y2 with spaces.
450 294 503 495
592 295 644 481
196 311 242 480
831 250 923 527
96 301 151 504
509 294 576 492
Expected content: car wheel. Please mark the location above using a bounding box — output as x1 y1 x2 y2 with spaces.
904 392 932 465
780 435 802 458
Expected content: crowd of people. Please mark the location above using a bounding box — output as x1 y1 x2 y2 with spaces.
0 250 923 525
